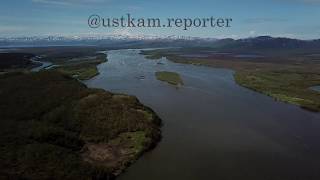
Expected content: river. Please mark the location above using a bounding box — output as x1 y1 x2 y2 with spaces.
311 86 320 93
85 49 320 180
30 57 53 72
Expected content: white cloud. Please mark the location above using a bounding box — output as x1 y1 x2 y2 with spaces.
126 5 143 11
32 0 109 6
112 28 133 36
301 0 320 3
244 18 288 24
276 0 320 4
249 30 256 36
0 25 28 34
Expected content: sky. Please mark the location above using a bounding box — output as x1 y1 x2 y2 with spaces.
0 0 320 39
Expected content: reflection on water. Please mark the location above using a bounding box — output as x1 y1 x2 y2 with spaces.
234 54 264 58
311 86 320 93
85 49 320 180
30 57 52 72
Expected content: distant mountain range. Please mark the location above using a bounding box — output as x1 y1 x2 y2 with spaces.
0 35 218 48
212 36 320 54
0 35 320 54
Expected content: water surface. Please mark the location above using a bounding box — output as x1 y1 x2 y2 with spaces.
234 54 264 58
311 86 320 93
85 49 320 180
30 57 52 72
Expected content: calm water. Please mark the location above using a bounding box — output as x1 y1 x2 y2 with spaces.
30 57 52 72
311 86 320 93
85 49 320 180
234 54 264 58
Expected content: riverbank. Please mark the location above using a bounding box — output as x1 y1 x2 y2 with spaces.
53 53 108 80
1 49 107 80
87 49 320 180
141 49 320 112
0 71 161 179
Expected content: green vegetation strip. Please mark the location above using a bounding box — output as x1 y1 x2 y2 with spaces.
54 53 107 80
235 71 320 111
143 49 320 111
0 71 161 179
155 71 184 86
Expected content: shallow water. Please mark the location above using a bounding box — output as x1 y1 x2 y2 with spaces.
311 86 320 93
30 58 52 72
85 49 320 180
234 54 264 58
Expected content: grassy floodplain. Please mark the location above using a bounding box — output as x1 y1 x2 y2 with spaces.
234 70 320 111
53 53 107 80
142 49 320 111
155 71 184 86
0 47 108 80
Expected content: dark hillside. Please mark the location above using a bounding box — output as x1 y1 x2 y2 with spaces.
0 71 161 179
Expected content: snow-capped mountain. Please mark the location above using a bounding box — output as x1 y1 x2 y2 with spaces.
0 34 218 48
0 34 217 42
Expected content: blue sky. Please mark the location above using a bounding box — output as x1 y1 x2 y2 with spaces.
0 0 320 39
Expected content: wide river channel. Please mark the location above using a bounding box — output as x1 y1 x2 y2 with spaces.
85 49 320 180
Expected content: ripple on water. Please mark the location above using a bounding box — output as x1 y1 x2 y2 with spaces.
85 49 320 180
310 86 320 92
